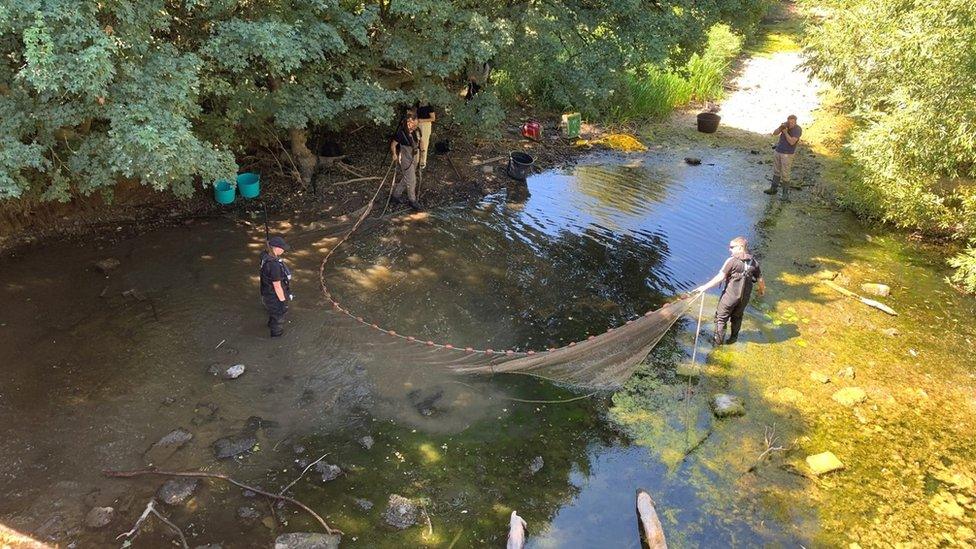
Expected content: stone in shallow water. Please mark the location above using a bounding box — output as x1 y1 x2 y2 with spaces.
157 478 199 505
84 506 115 529
832 387 867 407
710 394 745 418
776 387 804 404
212 434 257 459
527 456 544 475
273 533 341 549
675 363 702 377
223 364 246 379
359 435 375 450
836 366 855 380
314 462 342 482
354 498 374 511
880 327 899 337
810 371 831 384
383 494 419 530
806 451 844 475
860 283 890 297
94 258 121 273
145 428 193 463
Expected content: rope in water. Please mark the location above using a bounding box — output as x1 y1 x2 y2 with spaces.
317 159 694 358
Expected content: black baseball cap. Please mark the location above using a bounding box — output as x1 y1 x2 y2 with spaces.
267 236 290 250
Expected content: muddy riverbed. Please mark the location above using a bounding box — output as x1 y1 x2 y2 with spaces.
0 140 812 547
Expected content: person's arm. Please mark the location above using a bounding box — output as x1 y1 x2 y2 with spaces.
692 270 727 295
429 111 436 123
782 128 800 146
756 277 766 297
390 139 398 161
772 124 784 136
272 280 287 302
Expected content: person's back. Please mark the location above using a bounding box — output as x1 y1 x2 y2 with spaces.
692 237 765 345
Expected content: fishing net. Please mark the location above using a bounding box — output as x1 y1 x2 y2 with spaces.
319 165 696 390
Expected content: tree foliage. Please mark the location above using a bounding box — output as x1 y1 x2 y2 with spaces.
802 0 976 291
0 0 766 201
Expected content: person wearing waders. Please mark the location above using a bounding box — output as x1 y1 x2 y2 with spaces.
692 237 766 345
260 236 293 337
763 114 802 200
389 111 423 211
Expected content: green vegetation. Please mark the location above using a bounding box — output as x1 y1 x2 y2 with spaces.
801 0 976 292
608 24 747 122
0 1 769 202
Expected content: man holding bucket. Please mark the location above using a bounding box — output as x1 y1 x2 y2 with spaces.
763 114 802 200
260 236 292 337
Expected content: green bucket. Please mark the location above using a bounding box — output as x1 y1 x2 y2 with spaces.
237 172 260 199
214 180 235 204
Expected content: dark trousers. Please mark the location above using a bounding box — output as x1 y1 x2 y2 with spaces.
714 295 748 344
263 295 288 337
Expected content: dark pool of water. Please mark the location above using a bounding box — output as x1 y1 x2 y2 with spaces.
0 147 805 546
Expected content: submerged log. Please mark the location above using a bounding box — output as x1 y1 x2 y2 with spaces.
636 489 667 549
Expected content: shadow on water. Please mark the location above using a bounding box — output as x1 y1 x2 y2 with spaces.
0 142 813 546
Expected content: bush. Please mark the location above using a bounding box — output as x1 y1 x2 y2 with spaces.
948 247 976 294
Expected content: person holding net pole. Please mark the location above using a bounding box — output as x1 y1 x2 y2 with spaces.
389 109 423 211
691 236 765 345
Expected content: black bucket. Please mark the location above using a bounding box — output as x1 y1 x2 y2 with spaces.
507 152 534 180
697 112 721 133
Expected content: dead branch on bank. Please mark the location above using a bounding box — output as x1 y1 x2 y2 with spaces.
117 499 189 549
104 468 341 535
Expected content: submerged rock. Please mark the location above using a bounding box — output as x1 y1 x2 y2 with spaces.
212 434 257 459
145 428 193 463
806 451 844 475
684 157 702 166
810 371 831 384
236 506 260 524
880 327 899 337
157 478 199 505
776 387 804 404
675 363 702 377
354 498 374 511
273 533 341 549
837 366 856 380
383 494 419 530
710 394 745 418
527 456 544 475
832 387 867 407
359 436 375 450
408 388 445 417
94 258 121 273
224 364 246 379
84 506 115 529
314 462 342 482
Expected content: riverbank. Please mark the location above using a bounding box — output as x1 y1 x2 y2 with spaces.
611 7 976 547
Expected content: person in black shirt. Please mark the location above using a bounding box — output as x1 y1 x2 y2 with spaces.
389 111 422 210
259 236 292 337
692 236 766 345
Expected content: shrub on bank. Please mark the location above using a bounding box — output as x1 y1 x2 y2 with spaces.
802 0 976 292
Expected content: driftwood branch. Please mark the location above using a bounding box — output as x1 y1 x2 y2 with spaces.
331 176 381 187
117 499 189 549
336 162 367 178
104 468 341 535
279 452 329 496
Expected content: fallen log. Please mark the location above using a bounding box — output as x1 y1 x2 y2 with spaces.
636 489 667 549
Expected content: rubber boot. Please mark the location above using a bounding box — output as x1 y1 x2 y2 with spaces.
408 199 423 211
780 182 790 202
763 175 780 195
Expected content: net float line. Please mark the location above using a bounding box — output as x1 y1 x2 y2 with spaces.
316 160 699 373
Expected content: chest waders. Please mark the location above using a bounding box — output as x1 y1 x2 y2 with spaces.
714 256 759 345
260 254 292 337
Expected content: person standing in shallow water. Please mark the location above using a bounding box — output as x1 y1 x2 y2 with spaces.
390 110 423 211
764 114 802 200
260 236 292 337
692 236 765 345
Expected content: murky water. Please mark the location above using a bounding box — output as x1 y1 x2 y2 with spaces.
0 147 805 547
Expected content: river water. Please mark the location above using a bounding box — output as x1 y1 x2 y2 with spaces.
0 147 807 546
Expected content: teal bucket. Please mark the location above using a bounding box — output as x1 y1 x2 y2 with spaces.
237 172 261 199
214 180 235 204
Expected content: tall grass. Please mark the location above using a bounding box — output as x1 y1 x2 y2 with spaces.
608 24 744 122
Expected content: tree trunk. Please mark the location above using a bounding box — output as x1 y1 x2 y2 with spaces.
289 128 317 188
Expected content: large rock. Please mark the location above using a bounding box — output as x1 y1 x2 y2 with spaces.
273 533 341 549
806 451 844 475
85 506 115 529
157 478 199 505
709 394 745 418
832 387 867 407
383 494 419 530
